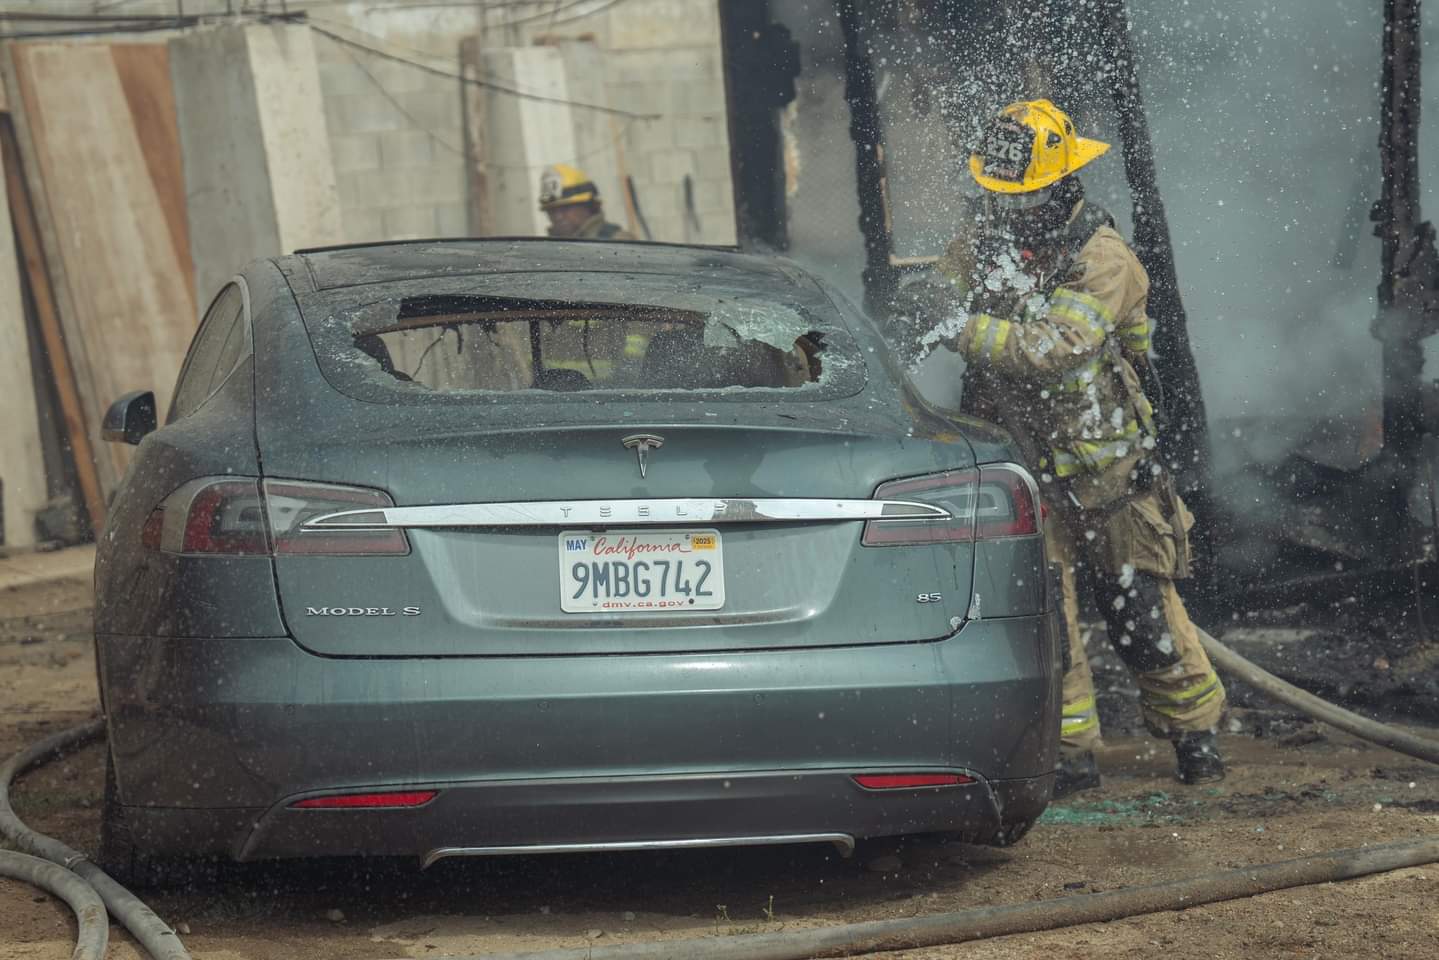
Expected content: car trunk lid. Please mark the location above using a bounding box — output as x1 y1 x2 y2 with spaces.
262 421 979 657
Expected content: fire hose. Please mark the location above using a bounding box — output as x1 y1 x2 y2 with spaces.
0 719 191 960
0 850 107 960
2 632 1436 960
1195 627 1439 765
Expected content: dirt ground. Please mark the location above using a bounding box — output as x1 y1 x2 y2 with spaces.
3 567 1438 960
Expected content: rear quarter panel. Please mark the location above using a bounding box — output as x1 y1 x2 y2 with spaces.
94 265 294 639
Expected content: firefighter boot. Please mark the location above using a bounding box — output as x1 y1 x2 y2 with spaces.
1053 747 1102 799
1173 731 1225 785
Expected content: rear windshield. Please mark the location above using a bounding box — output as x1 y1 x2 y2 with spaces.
299 273 866 403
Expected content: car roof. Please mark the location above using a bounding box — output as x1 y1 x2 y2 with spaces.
281 237 811 293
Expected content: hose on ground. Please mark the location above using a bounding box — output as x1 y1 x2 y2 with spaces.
454 627 1439 960
3 626 1437 960
456 837 1439 960
0 849 108 960
0 719 192 960
1197 627 1439 765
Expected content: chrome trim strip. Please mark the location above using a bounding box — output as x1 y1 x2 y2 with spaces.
305 497 949 530
421 833 856 869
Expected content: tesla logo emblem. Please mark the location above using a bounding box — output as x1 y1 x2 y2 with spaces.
621 433 664 479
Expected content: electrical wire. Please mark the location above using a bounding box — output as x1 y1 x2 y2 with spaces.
0 18 196 39
328 36 641 170
0 10 195 21
309 13 641 111
535 0 624 29
305 14 631 107
307 14 484 64
312 22 647 171
337 40 466 156
278 0 557 13
0 9 304 40
291 0 615 30
492 0 607 29
308 23 657 119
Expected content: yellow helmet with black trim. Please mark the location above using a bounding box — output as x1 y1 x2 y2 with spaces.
538 163 599 210
969 99 1109 194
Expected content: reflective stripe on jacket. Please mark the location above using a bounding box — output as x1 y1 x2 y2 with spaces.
957 222 1156 482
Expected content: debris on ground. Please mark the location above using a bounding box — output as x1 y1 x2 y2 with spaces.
3 555 1437 960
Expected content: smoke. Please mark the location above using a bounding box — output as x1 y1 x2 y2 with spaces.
774 0 1433 451
1126 0 1386 427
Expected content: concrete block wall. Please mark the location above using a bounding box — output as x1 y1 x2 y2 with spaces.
552 40 627 233
307 6 480 243
307 0 735 245
34 1 735 247
503 0 737 245
170 23 343 304
482 46 579 236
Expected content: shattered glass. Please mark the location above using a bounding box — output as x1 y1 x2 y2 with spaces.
297 272 867 402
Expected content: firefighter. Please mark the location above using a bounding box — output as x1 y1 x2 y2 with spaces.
948 99 1226 795
537 163 635 240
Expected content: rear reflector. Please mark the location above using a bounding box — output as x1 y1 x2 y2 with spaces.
863 463 1040 545
852 774 974 790
291 790 437 809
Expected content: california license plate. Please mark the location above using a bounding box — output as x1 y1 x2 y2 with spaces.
559 529 724 613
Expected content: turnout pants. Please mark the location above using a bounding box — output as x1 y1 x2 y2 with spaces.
1046 488 1225 748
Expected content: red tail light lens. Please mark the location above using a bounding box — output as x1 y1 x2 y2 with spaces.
141 477 407 556
261 479 408 556
291 790 437 809
974 464 1040 539
140 507 165 551
143 478 268 555
181 480 269 553
862 463 1039 546
853 773 974 789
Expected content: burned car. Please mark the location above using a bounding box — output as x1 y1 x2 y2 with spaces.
93 239 1058 879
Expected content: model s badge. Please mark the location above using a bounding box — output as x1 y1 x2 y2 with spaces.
621 433 664 479
305 606 420 616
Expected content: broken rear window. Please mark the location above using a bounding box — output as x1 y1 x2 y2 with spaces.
299 273 866 402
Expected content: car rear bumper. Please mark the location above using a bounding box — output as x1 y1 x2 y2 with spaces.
98 614 1059 862
122 768 1053 863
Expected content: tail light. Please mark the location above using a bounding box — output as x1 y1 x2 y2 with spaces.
862 463 1039 546
142 478 268 555
142 477 408 556
261 479 408 555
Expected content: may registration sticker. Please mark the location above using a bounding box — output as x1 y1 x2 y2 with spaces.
559 529 725 613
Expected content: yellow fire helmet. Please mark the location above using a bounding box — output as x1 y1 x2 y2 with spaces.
969 99 1110 194
538 163 599 210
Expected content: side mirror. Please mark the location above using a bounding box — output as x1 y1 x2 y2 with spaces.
102 390 157 445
